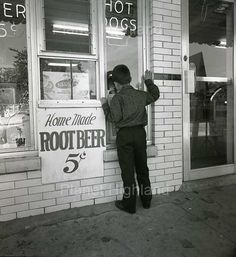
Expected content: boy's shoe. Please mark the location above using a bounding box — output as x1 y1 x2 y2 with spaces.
142 201 151 209
115 200 136 214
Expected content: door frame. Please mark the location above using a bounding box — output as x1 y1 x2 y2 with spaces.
182 0 236 181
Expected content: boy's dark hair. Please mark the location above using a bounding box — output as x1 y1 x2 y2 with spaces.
112 65 131 85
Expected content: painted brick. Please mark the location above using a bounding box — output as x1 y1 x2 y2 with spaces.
165 143 182 150
153 48 171 55
157 137 173 144
69 186 92 196
164 55 180 62
153 34 172 42
156 174 173 182
172 24 181 30
45 204 70 214
156 162 174 169
151 182 166 189
152 14 163 21
27 171 42 179
173 37 181 43
153 2 180 11
154 118 164 125
165 131 182 137
0 188 28 199
164 42 181 49
172 10 181 17
165 167 182 175
104 175 121 183
0 198 14 207
29 184 55 194
43 190 68 200
164 29 181 37
149 170 165 177
1 203 28 214
0 182 14 191
153 67 164 73
29 199 55 209
95 196 116 205
148 157 164 164
173 62 181 68
71 199 94 208
57 195 81 205
93 183 115 192
154 21 172 29
0 173 27 183
152 54 163 61
153 7 172 16
17 208 44 218
154 125 172 131
174 161 182 167
104 169 116 176
104 162 120 169
81 191 104 201
0 213 16 222
56 181 81 190
81 177 103 187
163 16 180 24
15 178 42 189
165 155 182 162
166 179 182 187
172 0 181 4
165 118 181 125
155 61 172 68
15 194 42 204
174 173 183 180
157 150 173 156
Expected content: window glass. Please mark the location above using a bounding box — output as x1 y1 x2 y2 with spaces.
40 58 96 100
105 0 142 88
105 0 144 142
44 0 91 53
0 0 31 151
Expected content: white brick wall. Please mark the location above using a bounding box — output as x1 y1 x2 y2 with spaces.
0 0 183 222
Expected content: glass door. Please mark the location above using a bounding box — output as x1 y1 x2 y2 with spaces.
182 0 235 180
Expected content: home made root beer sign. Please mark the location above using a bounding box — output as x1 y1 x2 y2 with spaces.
38 108 106 184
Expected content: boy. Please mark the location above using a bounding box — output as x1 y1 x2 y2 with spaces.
101 65 160 214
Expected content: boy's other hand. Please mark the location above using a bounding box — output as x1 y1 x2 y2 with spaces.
100 97 108 105
143 70 153 81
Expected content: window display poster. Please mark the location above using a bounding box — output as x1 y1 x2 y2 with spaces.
37 108 106 184
42 71 89 100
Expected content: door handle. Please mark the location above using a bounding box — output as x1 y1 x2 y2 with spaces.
184 70 195 94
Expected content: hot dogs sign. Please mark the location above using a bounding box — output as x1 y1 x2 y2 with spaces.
38 108 106 184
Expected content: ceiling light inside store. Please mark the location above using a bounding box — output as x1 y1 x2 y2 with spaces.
106 27 125 40
52 23 89 36
48 63 78 67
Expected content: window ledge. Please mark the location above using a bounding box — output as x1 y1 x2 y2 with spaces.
103 145 158 162
0 156 41 175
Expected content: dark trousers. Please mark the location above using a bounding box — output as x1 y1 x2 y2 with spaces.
116 126 152 210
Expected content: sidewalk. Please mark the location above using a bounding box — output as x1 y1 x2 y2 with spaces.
0 184 236 257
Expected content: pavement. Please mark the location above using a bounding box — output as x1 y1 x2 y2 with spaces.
0 184 236 257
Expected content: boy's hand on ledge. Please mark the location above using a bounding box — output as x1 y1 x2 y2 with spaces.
143 70 153 81
100 97 108 105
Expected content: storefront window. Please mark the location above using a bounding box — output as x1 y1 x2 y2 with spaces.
105 0 148 143
43 0 92 54
0 0 31 151
40 58 96 100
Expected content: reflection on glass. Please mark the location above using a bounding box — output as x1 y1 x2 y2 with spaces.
0 0 31 151
44 0 91 53
189 0 234 169
40 59 96 100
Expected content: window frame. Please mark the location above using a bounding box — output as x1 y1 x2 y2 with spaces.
0 0 37 155
36 0 102 108
104 0 152 145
